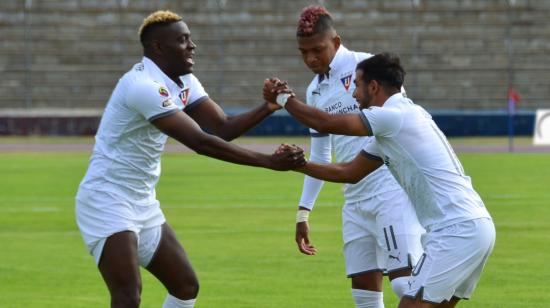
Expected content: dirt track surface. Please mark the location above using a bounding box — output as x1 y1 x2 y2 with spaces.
1 142 549 153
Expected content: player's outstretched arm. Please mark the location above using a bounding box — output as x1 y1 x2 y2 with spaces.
263 78 371 136
294 135 330 256
153 111 304 171
296 150 383 184
185 97 280 141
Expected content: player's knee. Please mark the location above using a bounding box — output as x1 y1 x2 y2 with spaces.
391 276 409 299
183 279 200 299
397 296 425 308
111 286 141 308
350 272 383 291
171 276 200 300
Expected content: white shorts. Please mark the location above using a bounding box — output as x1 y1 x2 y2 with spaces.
75 187 166 266
342 189 425 277
404 217 495 303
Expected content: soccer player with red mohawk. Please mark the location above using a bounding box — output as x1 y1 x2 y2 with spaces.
285 5 424 308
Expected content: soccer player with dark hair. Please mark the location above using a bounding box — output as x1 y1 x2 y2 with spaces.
75 10 304 308
283 6 424 307
266 53 495 308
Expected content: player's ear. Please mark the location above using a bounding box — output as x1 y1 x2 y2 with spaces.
149 39 164 56
332 34 341 49
370 80 380 94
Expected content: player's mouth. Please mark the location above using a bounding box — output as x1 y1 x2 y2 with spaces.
185 54 194 66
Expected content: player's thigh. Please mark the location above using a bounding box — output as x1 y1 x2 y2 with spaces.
404 218 495 304
453 218 495 299
342 200 376 244
399 294 459 308
344 236 385 291
145 223 198 294
374 190 424 273
398 296 437 308
350 270 384 291
98 231 142 294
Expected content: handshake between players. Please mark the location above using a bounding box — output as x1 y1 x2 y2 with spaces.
265 78 308 170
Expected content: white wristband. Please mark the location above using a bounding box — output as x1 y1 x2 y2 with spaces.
296 209 310 223
276 93 291 107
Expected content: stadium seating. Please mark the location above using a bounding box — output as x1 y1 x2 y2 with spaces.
1 0 549 111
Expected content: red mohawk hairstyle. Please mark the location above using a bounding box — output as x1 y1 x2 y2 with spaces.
297 5 334 37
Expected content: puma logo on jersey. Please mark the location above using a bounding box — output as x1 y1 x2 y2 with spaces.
389 252 401 262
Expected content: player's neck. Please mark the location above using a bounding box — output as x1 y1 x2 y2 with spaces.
378 89 400 106
148 56 184 87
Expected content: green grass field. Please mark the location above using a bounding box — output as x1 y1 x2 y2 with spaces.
0 141 549 307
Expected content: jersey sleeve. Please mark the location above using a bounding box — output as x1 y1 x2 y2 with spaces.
298 135 332 210
305 81 327 137
359 106 403 137
185 74 209 108
126 80 179 122
361 137 383 162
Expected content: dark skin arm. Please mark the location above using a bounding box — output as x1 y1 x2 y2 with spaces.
185 97 280 141
297 150 383 184
152 111 304 171
263 79 370 136
285 147 383 256
296 218 317 256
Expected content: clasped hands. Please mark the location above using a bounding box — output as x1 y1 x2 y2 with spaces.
263 77 295 107
271 143 307 170
262 78 306 170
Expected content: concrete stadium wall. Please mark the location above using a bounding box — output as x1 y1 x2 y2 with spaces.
0 0 549 135
1 0 550 111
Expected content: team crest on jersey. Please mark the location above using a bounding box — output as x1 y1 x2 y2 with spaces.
340 74 352 92
179 88 190 106
158 86 169 97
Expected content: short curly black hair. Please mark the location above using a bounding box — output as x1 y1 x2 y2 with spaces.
356 53 406 89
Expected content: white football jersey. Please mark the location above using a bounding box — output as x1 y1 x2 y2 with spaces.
79 57 208 205
302 45 402 205
361 93 491 231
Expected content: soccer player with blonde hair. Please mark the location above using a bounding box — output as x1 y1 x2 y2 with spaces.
76 10 303 308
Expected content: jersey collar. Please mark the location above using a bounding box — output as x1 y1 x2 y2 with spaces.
329 44 350 74
316 45 350 84
383 92 405 107
142 56 184 90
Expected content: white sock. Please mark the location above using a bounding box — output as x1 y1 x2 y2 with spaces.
391 276 409 298
351 289 384 308
162 294 196 308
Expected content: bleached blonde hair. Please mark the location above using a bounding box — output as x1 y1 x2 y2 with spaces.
139 10 183 43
